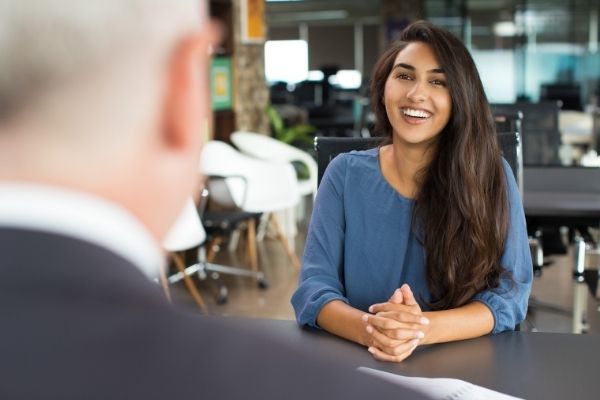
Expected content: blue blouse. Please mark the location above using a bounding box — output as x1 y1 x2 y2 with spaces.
291 148 533 334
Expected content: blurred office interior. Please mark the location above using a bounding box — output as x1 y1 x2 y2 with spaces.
173 0 600 335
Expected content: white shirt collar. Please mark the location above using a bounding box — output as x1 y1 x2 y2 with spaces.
0 183 164 280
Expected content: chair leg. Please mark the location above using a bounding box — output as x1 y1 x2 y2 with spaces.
247 218 259 275
207 237 223 263
170 252 208 313
159 265 172 303
256 213 270 242
271 213 301 269
203 224 267 288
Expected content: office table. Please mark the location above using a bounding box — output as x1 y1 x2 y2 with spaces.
523 167 600 333
523 166 600 220
246 319 600 400
524 191 600 220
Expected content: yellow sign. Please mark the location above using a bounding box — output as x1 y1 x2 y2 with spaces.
241 0 265 43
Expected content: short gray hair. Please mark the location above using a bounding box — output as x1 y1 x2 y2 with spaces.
0 0 201 119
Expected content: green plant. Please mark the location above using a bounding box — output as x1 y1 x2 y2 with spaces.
267 105 316 146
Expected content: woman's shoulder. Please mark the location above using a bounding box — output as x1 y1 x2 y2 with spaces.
334 147 379 167
322 146 380 185
499 157 518 187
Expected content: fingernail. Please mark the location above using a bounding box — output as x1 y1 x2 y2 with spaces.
411 338 419 346
368 306 374 313
416 331 424 338
367 347 375 354
420 317 429 325
362 314 369 322
366 325 373 334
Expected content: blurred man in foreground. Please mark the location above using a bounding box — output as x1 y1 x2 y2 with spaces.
0 1 428 399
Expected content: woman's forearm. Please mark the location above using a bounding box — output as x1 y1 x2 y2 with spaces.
421 301 494 345
316 300 371 347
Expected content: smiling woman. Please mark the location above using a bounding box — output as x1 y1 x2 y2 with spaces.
292 20 533 363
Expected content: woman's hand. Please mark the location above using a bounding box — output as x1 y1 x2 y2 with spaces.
363 284 429 362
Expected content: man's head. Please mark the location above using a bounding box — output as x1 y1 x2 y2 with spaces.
0 0 220 241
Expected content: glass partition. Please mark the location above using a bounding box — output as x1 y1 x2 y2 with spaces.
425 0 600 167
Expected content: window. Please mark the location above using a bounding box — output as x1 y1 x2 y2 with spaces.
265 40 308 84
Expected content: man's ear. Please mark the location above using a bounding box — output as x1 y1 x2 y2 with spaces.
162 23 222 151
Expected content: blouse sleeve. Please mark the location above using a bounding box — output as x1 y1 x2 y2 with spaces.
473 159 533 333
291 154 349 328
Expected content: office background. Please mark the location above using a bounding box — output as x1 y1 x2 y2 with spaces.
180 0 600 335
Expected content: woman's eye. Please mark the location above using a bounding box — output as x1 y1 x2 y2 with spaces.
431 79 446 86
396 73 412 80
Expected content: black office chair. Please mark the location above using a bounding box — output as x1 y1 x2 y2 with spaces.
315 136 385 186
314 122 522 188
492 101 562 166
167 176 268 308
201 175 268 289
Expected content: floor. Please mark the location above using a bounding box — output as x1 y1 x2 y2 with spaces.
170 215 600 335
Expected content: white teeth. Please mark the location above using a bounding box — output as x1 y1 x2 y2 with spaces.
402 108 431 118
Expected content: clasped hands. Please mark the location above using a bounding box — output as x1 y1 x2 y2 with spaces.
362 283 429 362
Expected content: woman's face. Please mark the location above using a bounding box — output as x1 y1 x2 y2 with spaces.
383 42 452 148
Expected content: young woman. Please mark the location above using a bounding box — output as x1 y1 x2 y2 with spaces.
291 21 532 363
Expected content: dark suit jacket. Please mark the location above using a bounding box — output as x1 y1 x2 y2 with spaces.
0 228 429 399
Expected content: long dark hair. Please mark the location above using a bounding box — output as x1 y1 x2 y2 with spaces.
370 21 509 310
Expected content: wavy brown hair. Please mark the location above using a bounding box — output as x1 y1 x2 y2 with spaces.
370 21 509 310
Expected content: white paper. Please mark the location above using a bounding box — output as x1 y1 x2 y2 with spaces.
358 367 524 400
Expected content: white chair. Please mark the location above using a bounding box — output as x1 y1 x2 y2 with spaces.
230 131 317 239
200 140 301 269
230 131 318 198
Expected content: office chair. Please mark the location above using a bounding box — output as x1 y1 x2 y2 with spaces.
315 126 521 185
493 110 548 273
201 175 268 289
165 182 270 310
492 101 562 166
315 136 385 186
231 131 318 199
201 141 302 272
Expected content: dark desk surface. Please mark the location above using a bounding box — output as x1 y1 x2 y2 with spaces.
523 167 600 223
524 191 600 218
245 319 600 400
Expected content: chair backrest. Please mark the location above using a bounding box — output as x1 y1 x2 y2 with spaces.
315 118 523 192
491 101 561 165
230 131 318 197
163 198 206 252
203 175 248 212
494 112 524 195
200 140 300 213
314 136 384 187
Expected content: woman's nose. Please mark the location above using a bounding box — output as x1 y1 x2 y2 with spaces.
406 81 426 103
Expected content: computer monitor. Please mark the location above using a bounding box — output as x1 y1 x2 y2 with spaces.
540 83 582 111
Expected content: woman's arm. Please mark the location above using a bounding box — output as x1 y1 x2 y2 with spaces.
317 300 373 346
291 155 350 327
420 302 494 344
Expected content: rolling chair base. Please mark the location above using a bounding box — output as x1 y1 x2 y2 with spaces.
168 261 268 303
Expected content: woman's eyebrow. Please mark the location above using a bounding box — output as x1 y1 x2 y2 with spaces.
393 63 445 74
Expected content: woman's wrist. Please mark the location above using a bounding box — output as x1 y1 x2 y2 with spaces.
420 311 436 345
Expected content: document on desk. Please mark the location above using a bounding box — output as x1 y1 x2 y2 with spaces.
358 367 524 400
